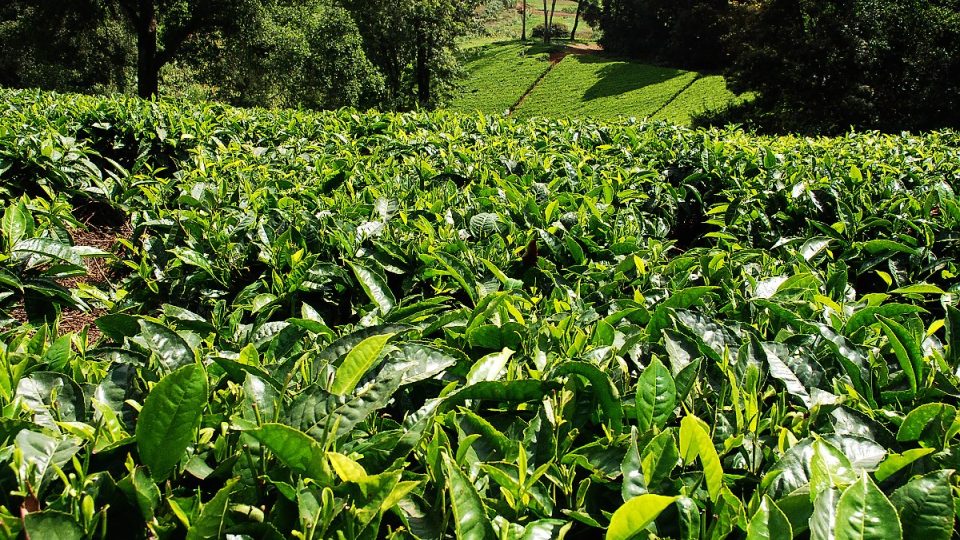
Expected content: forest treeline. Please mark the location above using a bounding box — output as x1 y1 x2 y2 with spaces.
0 0 481 110
583 0 960 133
3 0 960 133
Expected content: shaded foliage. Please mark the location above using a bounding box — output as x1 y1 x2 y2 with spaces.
714 0 960 133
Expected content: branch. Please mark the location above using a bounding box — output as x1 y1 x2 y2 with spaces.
154 10 206 68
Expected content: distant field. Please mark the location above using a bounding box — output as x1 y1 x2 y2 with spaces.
450 42 741 125
651 75 739 125
471 0 595 46
449 43 552 114
514 55 698 120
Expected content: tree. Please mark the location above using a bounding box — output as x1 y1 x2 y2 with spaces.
340 0 482 109
584 0 731 68
0 0 133 93
541 0 549 43
570 0 582 40
723 0 960 132
521 1 527 41
206 1 384 110
114 0 261 98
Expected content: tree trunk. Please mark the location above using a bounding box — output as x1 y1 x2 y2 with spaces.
542 0 549 43
549 0 558 35
521 1 526 41
415 23 430 107
135 0 158 98
571 1 582 40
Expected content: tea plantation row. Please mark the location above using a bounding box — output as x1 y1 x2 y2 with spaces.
0 89 958 539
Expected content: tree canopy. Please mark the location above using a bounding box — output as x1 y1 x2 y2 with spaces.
0 0 481 111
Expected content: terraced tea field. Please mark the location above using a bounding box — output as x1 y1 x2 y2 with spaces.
450 42 740 123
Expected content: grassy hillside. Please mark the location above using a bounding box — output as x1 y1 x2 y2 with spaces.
450 42 741 123
448 43 552 114
2 88 959 539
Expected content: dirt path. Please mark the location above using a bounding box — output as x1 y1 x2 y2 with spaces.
510 43 603 114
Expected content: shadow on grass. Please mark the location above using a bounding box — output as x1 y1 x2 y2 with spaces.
579 56 687 101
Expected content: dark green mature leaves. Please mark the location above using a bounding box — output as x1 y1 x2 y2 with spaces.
138 320 195 372
889 470 955 540
442 452 494 540
834 474 901 540
187 479 239 540
136 364 208 481
348 261 396 315
877 315 923 395
22 510 84 540
553 361 623 433
635 358 676 432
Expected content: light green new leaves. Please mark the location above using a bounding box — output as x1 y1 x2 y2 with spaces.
606 494 678 540
679 415 722 502
442 452 494 540
747 496 792 540
136 364 208 482
2 200 33 246
641 430 679 489
330 333 394 396
466 348 514 385
635 358 676 432
810 439 857 500
834 474 901 540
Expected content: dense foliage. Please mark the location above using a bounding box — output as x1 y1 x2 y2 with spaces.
721 0 960 134
1 89 960 539
582 0 730 69
0 0 480 110
583 0 960 133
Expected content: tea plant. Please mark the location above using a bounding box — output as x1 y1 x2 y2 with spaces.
0 88 957 539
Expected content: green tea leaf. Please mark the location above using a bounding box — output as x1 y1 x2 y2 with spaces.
679 415 722 502
877 315 922 395
136 364 208 481
746 496 792 540
641 430 679 489
442 452 494 540
249 423 328 482
946 305 960 369
138 319 195 372
349 260 396 314
606 494 678 540
889 470 955 540
186 478 239 540
553 360 623 433
635 357 676 432
23 510 83 540
874 448 935 482
330 332 394 396
466 348 514 385
834 474 901 540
